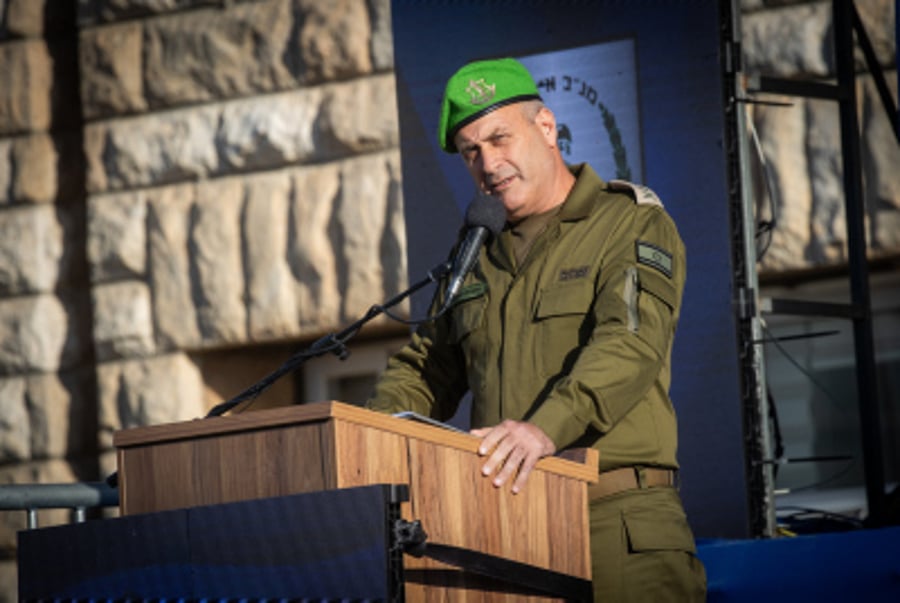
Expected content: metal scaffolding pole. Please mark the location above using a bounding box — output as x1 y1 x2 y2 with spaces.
833 0 887 526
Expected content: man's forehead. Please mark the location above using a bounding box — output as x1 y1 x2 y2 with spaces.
454 104 524 145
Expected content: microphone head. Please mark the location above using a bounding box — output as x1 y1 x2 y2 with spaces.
465 192 507 236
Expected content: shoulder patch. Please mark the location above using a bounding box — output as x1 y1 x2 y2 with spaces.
636 240 673 278
453 281 487 305
608 179 663 207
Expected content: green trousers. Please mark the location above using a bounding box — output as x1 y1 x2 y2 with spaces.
589 486 707 602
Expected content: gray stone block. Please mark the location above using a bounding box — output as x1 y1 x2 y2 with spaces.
336 153 397 321
0 40 52 135
0 132 82 206
286 163 343 331
79 22 146 119
216 87 323 170
147 182 202 348
191 178 248 345
750 96 813 271
742 2 832 77
84 107 221 192
10 133 57 204
0 139 11 204
79 0 385 116
806 97 846 264
368 0 393 71
92 281 156 361
142 0 296 109
0 204 63 296
96 353 205 448
291 0 373 82
25 369 97 460
243 170 301 340
87 190 148 282
1 0 45 39
84 75 397 193
316 76 399 155
1 0 77 40
77 0 223 26
853 0 896 69
0 295 78 374
0 558 17 603
861 72 900 251
0 376 29 462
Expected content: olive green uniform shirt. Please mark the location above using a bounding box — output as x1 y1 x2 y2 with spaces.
368 163 686 472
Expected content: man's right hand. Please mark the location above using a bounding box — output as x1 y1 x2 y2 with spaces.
471 420 556 494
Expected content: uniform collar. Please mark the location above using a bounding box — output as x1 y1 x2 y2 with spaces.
489 163 604 273
557 163 606 222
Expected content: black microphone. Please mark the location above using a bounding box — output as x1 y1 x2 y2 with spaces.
440 192 506 311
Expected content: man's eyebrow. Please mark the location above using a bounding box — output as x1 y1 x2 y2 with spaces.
459 125 509 150
458 139 477 154
458 134 487 152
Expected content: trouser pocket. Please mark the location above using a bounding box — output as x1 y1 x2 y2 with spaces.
590 488 706 602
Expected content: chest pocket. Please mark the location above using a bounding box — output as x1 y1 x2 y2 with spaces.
449 290 489 396
535 281 595 319
450 293 487 343
534 281 595 377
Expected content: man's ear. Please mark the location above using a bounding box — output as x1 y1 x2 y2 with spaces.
535 107 557 146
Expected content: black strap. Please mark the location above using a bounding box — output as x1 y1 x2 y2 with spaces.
413 540 593 602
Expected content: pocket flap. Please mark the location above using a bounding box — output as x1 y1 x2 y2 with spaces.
638 267 678 310
623 506 697 553
450 295 486 342
535 282 594 319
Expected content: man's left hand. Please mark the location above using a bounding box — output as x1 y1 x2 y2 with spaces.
471 420 556 494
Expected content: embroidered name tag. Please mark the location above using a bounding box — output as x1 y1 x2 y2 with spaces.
636 241 673 278
559 265 590 281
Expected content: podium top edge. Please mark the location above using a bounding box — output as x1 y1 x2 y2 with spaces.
113 401 599 483
113 401 347 447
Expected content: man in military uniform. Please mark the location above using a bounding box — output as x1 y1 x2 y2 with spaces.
367 57 706 601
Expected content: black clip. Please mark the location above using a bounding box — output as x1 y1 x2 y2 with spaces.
393 518 427 557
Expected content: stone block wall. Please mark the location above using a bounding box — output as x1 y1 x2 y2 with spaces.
741 0 899 272
0 0 402 599
73 0 405 461
0 4 93 588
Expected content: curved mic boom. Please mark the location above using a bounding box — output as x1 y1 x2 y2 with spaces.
441 192 506 311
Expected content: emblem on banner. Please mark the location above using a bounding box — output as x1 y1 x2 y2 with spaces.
557 123 573 156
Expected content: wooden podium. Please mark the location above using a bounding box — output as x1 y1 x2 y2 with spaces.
114 401 598 600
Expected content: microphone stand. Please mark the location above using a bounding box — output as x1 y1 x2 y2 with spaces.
205 259 451 417
106 260 450 488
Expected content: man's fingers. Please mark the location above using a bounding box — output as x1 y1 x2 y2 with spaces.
489 445 523 485
472 424 506 456
470 420 556 493
511 453 540 494
481 436 516 478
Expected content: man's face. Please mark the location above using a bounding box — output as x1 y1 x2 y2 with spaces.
454 103 559 221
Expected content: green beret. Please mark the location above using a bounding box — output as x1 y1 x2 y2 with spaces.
438 57 542 153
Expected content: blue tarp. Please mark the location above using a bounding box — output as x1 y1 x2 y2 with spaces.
698 527 900 602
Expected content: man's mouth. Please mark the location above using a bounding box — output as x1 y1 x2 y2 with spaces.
488 176 515 194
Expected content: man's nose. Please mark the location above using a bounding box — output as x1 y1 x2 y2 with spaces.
479 145 501 173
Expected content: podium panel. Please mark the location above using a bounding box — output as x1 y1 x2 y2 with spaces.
114 401 598 600
18 485 406 601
